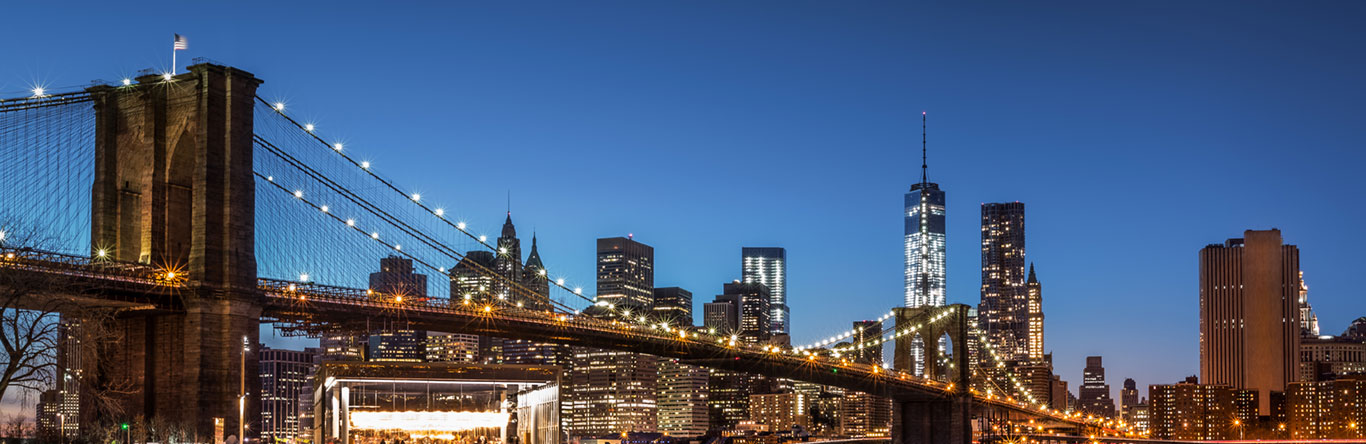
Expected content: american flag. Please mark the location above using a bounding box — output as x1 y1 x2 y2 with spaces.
173 34 188 50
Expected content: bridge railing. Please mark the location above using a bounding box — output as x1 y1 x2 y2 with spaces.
0 246 185 289
259 278 1128 435
0 250 1118 434
260 278 958 384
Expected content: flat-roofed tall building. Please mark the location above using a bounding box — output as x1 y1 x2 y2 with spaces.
1298 334 1366 382
979 202 1029 360
712 282 771 344
259 346 314 443
565 348 658 435
1129 403 1150 436
1200 229 1301 415
564 236 659 437
426 332 479 363
748 392 810 431
657 358 709 437
1149 378 1234 441
653 287 693 326
741 247 789 335
1286 375 1366 440
596 237 654 309
839 391 891 437
1078 356 1115 418
704 298 738 336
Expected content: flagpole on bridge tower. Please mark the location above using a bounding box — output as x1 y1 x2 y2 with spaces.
172 34 188 75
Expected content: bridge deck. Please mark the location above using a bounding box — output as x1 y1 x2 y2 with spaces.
0 247 1117 434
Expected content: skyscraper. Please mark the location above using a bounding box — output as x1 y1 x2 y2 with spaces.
259 346 314 443
657 358 709 437
1286 375 1366 440
565 347 658 435
36 390 59 439
652 287 693 326
1120 378 1139 419
905 114 946 377
493 213 523 303
502 225 565 366
54 317 81 439
741 247 789 335
712 282 771 344
1149 378 1235 441
1199 229 1301 415
369 255 428 298
1026 264 1043 361
979 202 1028 361
704 297 739 336
747 392 810 431
1078 356 1115 418
703 287 771 433
522 234 551 310
425 332 479 362
596 237 655 309
905 113 946 308
1298 271 1320 336
840 391 892 437
565 236 659 436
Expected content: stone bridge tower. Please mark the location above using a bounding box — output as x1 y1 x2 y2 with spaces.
86 64 261 437
892 303 973 444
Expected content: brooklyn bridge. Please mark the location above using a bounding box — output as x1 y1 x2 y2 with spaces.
0 63 1132 444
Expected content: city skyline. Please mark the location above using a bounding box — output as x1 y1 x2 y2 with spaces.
5 0 1366 414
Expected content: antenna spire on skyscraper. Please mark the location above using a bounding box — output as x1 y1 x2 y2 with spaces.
921 111 928 186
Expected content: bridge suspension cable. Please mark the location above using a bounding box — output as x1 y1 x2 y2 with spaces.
252 96 597 304
252 168 589 315
0 92 95 256
252 133 589 314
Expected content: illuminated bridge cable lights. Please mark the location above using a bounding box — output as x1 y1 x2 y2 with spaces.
970 326 1042 408
793 310 895 350
252 167 587 314
252 134 591 310
255 170 570 313
253 96 594 302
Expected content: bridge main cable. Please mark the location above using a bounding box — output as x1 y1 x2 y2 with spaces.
252 167 584 314
253 134 590 310
253 96 594 301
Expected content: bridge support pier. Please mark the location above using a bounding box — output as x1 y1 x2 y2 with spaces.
891 394 972 444
98 298 261 438
890 304 973 444
85 64 262 439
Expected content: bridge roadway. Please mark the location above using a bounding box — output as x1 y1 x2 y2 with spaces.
1 246 1118 436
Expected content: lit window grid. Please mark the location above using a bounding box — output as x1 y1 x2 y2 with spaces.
741 252 787 335
904 188 947 309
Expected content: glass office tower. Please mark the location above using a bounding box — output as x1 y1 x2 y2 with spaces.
904 183 946 308
741 247 789 335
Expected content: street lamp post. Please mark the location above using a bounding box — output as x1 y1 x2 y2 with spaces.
241 336 248 444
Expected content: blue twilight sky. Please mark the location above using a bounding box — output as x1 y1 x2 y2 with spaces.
4 0 1366 408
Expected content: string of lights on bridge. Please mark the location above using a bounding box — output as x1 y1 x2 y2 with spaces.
254 165 591 315
257 96 601 304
